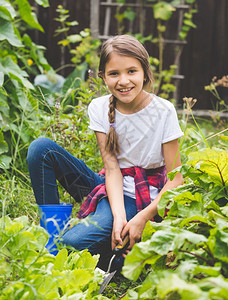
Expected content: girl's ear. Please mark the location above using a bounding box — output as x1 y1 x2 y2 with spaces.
98 71 104 79
98 71 107 84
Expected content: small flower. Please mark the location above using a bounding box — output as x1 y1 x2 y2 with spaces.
214 75 228 88
183 97 197 110
27 59 33 66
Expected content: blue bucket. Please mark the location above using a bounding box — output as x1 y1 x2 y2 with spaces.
39 203 73 255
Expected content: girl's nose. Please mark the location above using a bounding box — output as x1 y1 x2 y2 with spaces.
118 74 130 85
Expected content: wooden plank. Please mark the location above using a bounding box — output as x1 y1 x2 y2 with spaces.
164 39 187 45
90 0 100 38
100 2 189 9
177 109 228 118
103 0 112 36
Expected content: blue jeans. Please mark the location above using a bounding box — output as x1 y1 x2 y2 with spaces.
27 138 137 269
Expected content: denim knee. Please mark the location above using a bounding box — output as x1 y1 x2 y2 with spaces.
27 137 54 167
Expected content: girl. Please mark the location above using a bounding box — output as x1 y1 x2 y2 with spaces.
27 35 183 269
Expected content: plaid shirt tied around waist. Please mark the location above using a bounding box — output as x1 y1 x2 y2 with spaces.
77 166 167 219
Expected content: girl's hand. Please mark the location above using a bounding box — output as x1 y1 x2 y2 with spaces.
111 217 127 249
121 211 148 249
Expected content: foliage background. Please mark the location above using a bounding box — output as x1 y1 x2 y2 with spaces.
29 0 228 109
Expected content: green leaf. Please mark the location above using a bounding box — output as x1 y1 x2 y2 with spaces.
0 6 12 21
0 131 8 154
0 154 11 169
69 249 99 271
0 0 16 19
179 215 213 228
173 229 207 251
209 228 228 263
54 248 68 271
194 265 221 277
2 56 34 89
69 269 93 288
0 71 4 86
157 274 202 299
16 0 44 31
0 18 23 47
123 9 136 21
198 276 228 299
184 19 197 28
0 95 9 117
221 206 228 217
123 240 161 280
34 0 49 8
142 220 156 242
66 20 79 26
67 34 82 43
148 230 177 255
188 148 228 189
153 2 175 20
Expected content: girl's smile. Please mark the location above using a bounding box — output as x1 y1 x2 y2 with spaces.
103 53 150 114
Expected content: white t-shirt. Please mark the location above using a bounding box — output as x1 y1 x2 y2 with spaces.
88 94 184 200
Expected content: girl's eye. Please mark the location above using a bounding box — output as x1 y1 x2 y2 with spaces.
109 72 118 76
129 69 136 74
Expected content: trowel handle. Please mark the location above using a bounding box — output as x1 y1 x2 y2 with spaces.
113 235 130 255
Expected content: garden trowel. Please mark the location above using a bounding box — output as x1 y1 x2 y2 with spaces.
99 235 130 294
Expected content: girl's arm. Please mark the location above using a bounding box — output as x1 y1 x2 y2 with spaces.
122 138 183 249
95 131 127 248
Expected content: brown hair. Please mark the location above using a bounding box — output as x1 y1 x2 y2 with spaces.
99 35 154 156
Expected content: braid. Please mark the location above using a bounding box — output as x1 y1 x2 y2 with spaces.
105 96 120 155
108 95 116 123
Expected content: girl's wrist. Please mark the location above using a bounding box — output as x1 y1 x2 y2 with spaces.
113 212 126 222
140 206 157 222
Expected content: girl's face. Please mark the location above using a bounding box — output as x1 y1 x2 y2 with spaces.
103 52 148 113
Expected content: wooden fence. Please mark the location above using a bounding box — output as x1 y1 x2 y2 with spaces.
31 0 228 110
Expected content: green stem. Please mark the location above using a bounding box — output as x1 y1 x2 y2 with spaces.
185 127 228 150
190 109 210 148
11 102 27 169
179 250 213 266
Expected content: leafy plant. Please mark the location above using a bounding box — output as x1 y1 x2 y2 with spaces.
0 215 109 299
151 0 197 101
55 5 101 76
205 75 228 117
0 0 51 172
122 147 228 299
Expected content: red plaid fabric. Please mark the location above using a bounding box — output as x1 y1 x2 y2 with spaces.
77 166 167 219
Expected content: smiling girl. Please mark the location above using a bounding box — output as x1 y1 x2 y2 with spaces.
27 35 183 270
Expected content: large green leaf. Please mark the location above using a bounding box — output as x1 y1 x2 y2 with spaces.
188 148 228 188
123 240 161 280
0 96 10 119
16 0 44 31
209 228 228 263
157 274 202 299
123 227 208 281
198 276 228 299
0 18 22 47
2 56 34 89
